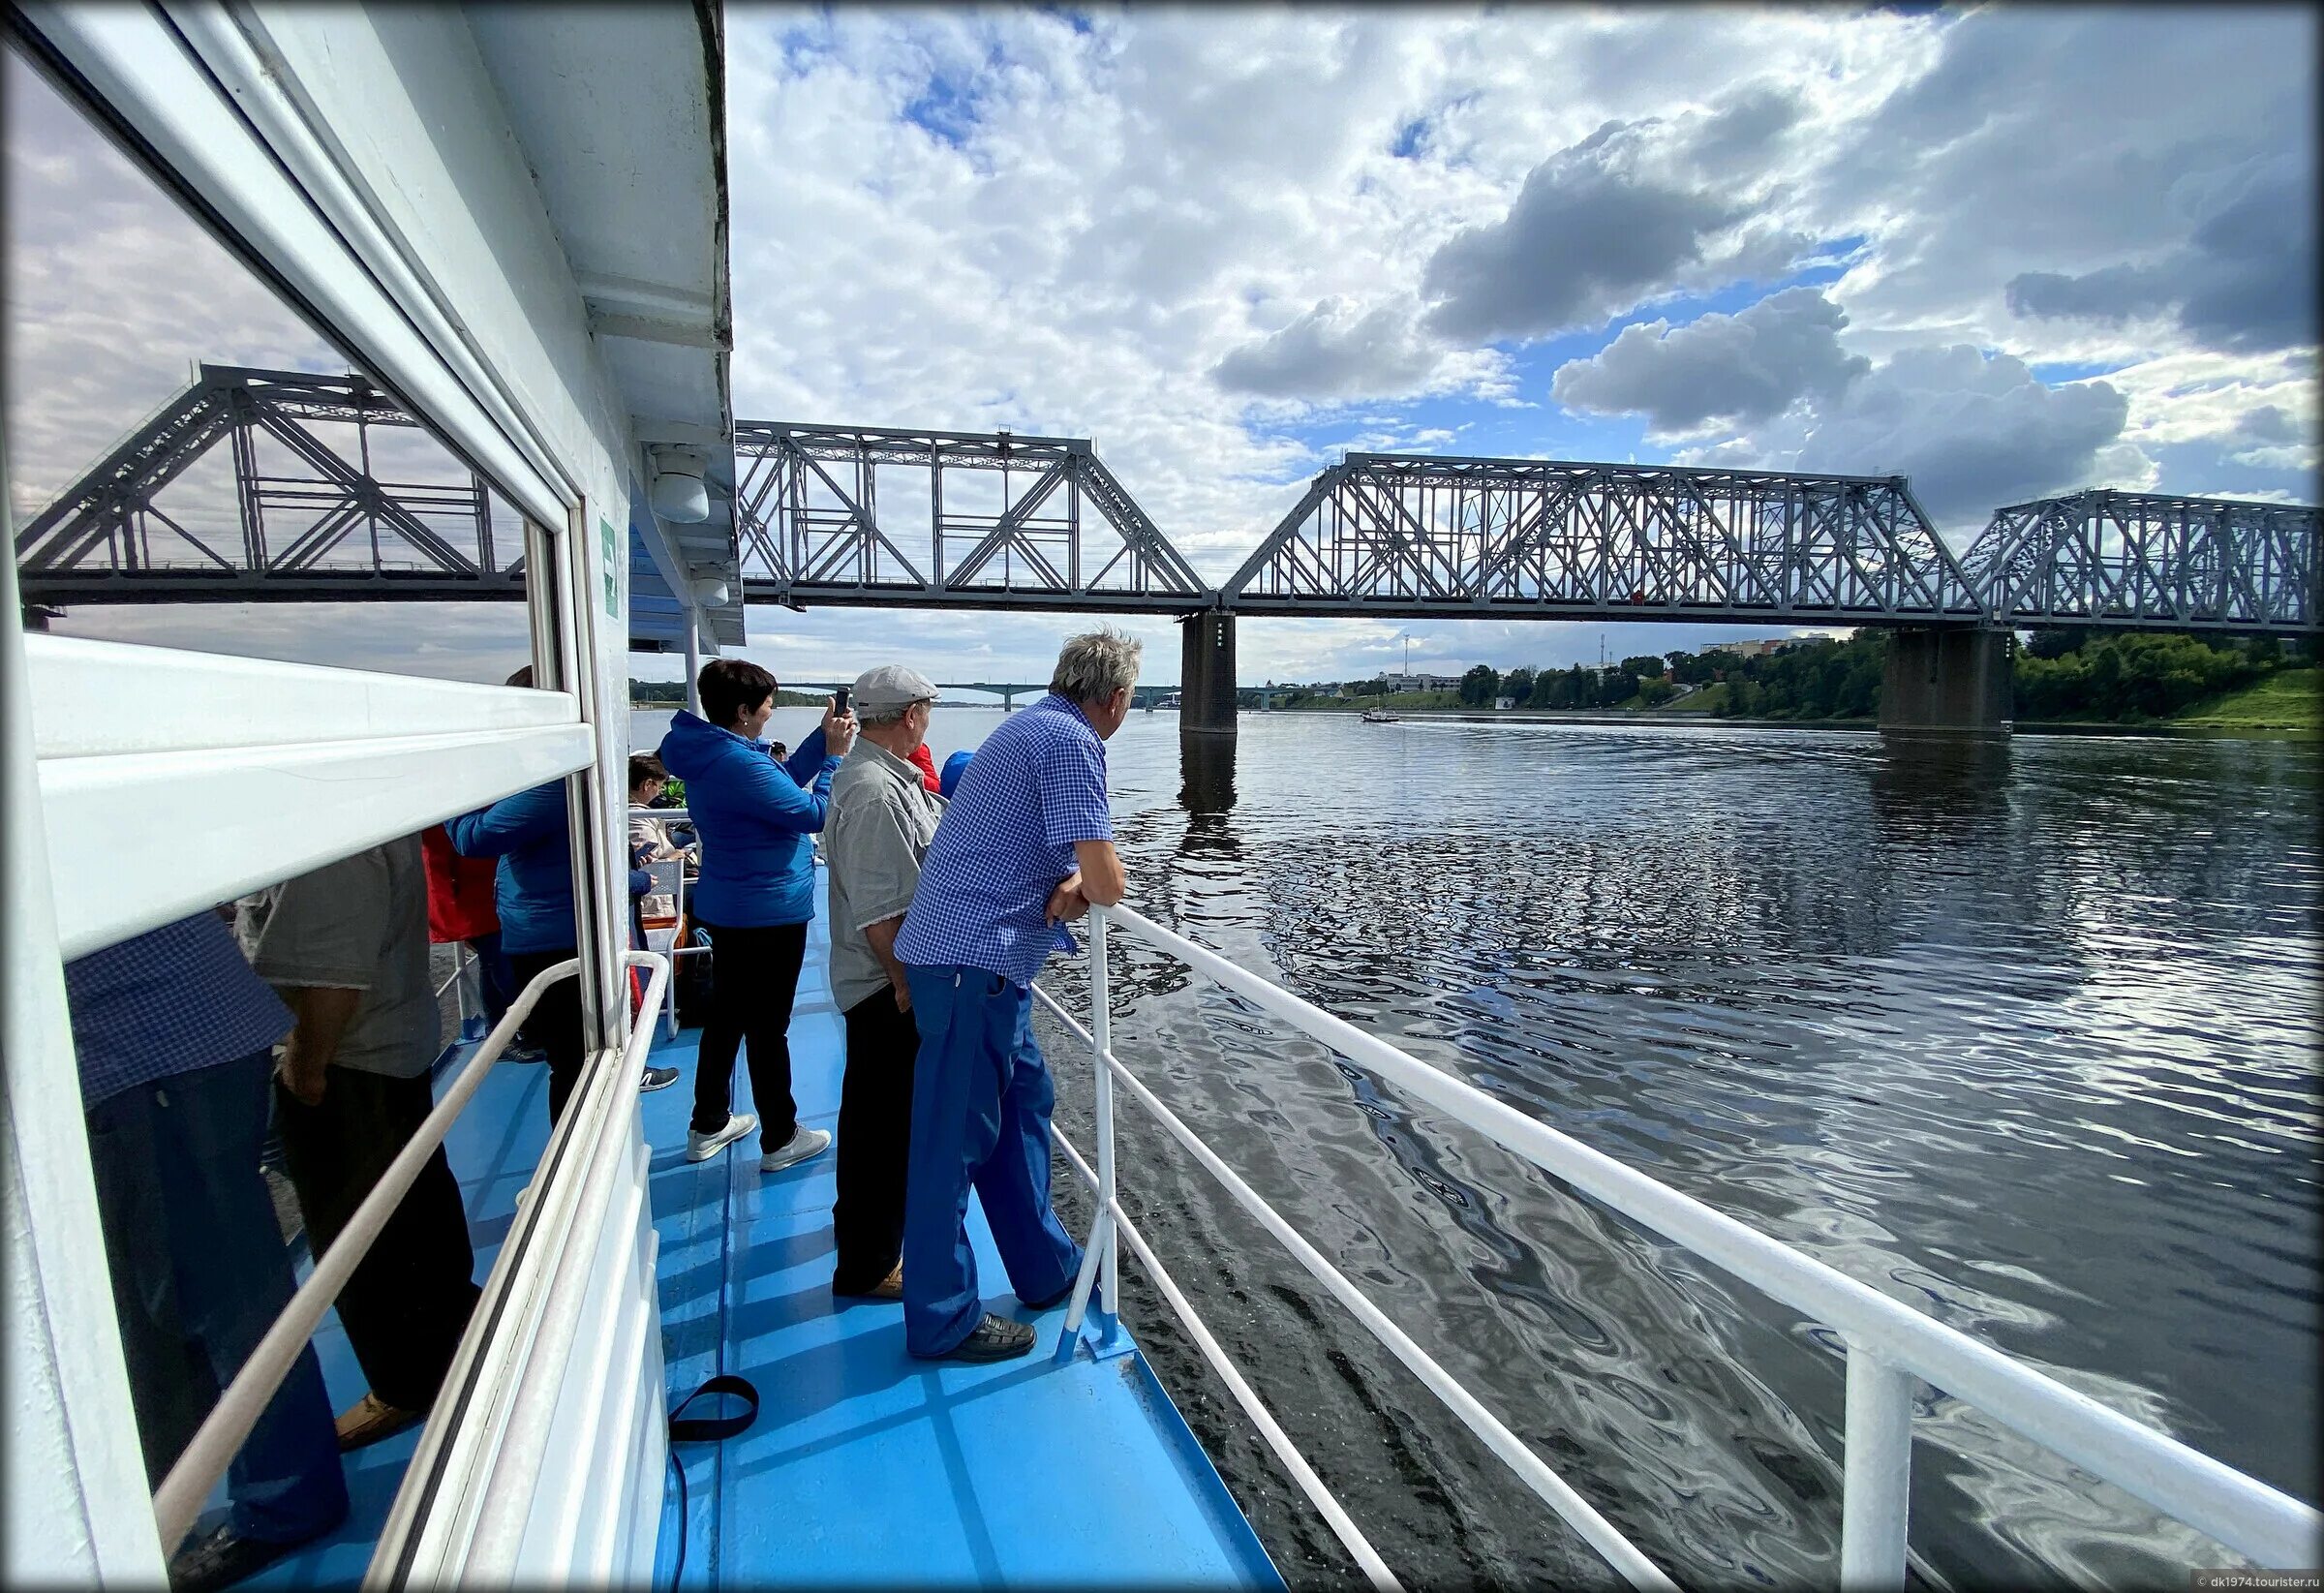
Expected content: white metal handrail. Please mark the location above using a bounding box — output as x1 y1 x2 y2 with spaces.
1048 902 2322 1586
151 951 670 1554
1040 1090 1401 1590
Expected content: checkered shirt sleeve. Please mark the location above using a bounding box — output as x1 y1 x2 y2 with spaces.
63 913 293 1111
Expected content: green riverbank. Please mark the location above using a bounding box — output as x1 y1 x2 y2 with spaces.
1275 667 2318 739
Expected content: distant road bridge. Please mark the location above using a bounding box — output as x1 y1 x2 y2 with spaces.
15 365 2317 732
777 681 1176 711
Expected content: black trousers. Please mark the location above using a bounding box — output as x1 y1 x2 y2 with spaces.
274 1068 482 1414
690 920 806 1140
833 987 917 1294
508 947 585 1123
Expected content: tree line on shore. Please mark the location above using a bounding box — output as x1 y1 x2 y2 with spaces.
1299 628 2312 723
629 679 826 708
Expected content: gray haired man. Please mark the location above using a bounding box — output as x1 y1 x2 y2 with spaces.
893 628 1141 1361
824 663 946 1299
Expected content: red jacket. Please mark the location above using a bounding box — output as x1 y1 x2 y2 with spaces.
908 742 942 793
421 822 501 943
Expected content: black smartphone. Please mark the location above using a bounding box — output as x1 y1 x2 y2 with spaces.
834 685 851 715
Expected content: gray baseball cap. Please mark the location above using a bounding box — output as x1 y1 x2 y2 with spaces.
852 663 939 713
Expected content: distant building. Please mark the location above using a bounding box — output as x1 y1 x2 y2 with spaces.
1705 637 1791 659
1383 671 1462 692
1493 695 1516 711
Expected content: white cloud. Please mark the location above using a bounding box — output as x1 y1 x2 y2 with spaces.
1550 287 1870 436
1211 298 1509 404
1814 7 2317 366
1676 346 2140 536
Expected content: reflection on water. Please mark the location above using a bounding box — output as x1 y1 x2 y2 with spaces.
1031 716 2320 1590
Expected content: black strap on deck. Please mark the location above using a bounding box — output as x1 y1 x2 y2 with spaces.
663 1374 759 1588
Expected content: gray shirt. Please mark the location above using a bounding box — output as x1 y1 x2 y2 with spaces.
825 738 945 1013
245 834 440 1079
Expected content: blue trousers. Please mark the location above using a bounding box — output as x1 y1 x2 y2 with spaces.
84 1049 348 1546
901 966 1083 1357
467 930 516 1031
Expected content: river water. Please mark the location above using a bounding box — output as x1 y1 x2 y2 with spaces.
638 706 2321 1588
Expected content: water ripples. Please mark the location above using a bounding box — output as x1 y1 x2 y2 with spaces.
1037 717 2320 1589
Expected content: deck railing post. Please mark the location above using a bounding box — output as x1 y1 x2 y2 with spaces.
1090 908 1119 1333
1839 1338 1915 1589
1052 909 1116 1362
454 939 478 1041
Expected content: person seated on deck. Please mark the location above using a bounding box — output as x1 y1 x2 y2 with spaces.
243 836 484 1455
658 659 856 1171
892 628 1140 1363
627 751 689 870
63 912 349 1593
823 664 947 1302
624 753 684 1093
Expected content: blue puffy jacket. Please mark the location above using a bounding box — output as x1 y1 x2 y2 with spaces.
447 781 576 955
658 712 838 928
939 750 974 799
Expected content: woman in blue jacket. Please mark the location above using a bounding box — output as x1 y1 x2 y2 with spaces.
450 671 678 1122
659 658 855 1171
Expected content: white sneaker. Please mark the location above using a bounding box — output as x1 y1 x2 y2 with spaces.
686 1112 758 1162
759 1125 832 1174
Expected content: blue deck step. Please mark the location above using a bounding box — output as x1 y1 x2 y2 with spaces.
237 906 1277 1588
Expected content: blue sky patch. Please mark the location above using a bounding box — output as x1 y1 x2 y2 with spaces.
902 72 982 149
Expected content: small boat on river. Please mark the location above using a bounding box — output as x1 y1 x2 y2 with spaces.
1361 708 1401 722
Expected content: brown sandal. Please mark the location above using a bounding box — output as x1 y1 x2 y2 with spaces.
335 1391 422 1452
834 1261 902 1301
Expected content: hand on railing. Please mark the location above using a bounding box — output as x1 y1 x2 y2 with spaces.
1045 874 1089 926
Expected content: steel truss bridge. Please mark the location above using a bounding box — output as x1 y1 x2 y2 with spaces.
15 367 2318 635
731 422 1206 614
14 365 520 604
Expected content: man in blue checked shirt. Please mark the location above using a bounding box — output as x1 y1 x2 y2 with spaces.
64 912 348 1593
894 629 1141 1362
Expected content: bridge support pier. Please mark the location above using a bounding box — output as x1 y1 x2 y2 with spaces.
1179 610 1237 739
1880 628 2012 737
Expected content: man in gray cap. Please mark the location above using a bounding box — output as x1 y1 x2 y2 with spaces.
823 663 946 1299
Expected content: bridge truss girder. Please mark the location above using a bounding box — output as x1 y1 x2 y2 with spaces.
1960 489 2320 634
732 421 1209 611
14 364 522 605
1221 454 1986 626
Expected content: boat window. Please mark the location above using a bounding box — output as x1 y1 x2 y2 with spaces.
4 42 541 683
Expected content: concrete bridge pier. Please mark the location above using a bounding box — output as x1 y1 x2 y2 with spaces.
1179 609 1238 738
1880 628 2013 736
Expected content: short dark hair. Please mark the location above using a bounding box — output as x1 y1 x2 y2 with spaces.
699 658 776 728
505 663 535 689
628 752 668 791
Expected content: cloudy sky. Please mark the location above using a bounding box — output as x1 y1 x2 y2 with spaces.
7 6 2316 689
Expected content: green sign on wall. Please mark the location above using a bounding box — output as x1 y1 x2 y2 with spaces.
599 516 620 619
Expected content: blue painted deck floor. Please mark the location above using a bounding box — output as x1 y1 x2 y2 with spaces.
236 906 1276 1588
